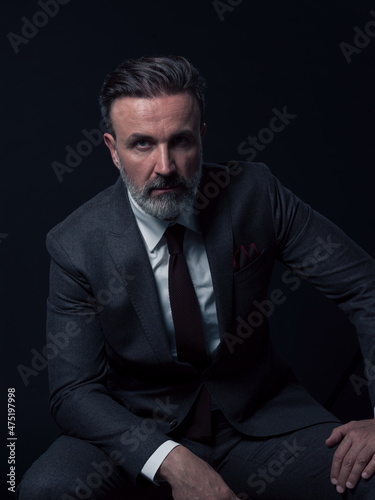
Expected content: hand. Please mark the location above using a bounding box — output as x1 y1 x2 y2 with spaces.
325 419 375 494
158 445 239 500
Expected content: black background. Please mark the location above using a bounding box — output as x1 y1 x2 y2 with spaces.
1 0 375 494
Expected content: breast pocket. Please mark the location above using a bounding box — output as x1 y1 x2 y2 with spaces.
233 249 268 285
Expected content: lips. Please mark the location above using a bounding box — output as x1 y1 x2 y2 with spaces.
151 185 183 194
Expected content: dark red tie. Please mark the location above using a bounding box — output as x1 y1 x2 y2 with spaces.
164 224 211 441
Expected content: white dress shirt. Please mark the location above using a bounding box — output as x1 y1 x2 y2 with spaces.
127 192 220 483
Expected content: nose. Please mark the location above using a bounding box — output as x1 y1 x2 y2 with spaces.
153 145 176 176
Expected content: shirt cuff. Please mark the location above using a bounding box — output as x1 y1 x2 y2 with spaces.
140 440 180 484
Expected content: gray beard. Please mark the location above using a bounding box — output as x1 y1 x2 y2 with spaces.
118 162 202 220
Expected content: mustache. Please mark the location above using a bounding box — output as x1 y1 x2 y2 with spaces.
145 174 189 193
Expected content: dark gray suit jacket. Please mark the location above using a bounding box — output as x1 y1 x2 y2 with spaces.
46 162 375 482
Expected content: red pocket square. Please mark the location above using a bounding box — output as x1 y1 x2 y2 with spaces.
233 243 259 270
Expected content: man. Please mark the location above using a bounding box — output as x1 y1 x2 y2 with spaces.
18 56 375 499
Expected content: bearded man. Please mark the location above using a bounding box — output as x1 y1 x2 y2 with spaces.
17 55 375 500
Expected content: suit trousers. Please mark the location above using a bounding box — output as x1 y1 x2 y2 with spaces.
17 411 374 500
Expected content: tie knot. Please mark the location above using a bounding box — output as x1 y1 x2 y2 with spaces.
164 224 186 255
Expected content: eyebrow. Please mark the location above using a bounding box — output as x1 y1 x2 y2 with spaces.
124 129 197 146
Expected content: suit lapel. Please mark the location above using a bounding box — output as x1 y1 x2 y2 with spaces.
105 179 172 363
199 169 234 345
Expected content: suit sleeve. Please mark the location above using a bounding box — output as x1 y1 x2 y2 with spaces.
266 167 375 405
46 231 168 484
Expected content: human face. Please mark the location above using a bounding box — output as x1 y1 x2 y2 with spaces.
104 93 206 219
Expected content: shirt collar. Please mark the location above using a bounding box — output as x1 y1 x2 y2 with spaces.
127 190 201 252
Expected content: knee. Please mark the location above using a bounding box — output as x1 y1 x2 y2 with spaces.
16 467 75 500
17 470 55 500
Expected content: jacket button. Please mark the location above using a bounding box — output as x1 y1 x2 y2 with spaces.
169 419 178 429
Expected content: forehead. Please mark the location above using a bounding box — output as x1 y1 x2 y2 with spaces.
109 93 201 137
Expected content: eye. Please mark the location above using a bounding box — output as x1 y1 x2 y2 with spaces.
172 136 190 147
135 139 152 148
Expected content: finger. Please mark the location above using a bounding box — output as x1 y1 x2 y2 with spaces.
329 419 375 493
325 424 347 447
340 446 371 492
330 437 353 490
361 453 375 481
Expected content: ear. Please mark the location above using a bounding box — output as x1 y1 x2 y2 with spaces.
200 122 207 138
103 133 120 170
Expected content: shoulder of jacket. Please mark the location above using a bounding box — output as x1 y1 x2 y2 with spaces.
46 177 124 243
